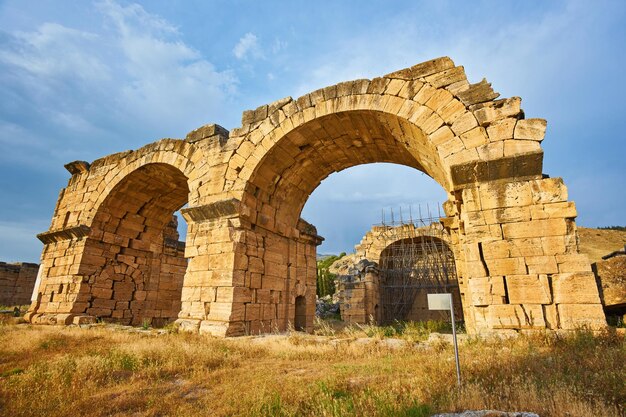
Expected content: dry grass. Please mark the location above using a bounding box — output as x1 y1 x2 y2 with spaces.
578 227 626 263
0 320 623 417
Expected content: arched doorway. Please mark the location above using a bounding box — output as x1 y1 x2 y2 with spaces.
378 234 462 324
75 163 189 326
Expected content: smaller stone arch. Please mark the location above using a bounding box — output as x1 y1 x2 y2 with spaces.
336 223 463 325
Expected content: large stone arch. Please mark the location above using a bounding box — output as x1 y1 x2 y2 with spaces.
27 57 606 335
26 139 212 325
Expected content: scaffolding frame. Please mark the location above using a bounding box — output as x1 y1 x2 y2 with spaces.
376 205 460 324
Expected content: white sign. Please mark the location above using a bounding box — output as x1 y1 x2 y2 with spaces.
427 292 462 387
427 293 452 310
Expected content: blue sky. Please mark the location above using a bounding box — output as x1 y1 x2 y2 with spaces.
0 0 624 262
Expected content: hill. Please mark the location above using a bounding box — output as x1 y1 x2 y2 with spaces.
578 227 626 263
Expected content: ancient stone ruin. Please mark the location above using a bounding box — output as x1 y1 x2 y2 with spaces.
0 262 39 306
25 57 607 336
336 222 464 325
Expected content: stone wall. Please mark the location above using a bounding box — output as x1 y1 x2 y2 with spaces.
27 56 606 335
0 262 39 306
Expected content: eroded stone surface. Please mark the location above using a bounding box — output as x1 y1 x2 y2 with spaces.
25 56 606 335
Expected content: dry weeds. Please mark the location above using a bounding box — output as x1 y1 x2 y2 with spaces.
0 320 623 417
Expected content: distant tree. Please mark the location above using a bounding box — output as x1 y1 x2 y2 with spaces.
316 253 346 297
598 226 626 231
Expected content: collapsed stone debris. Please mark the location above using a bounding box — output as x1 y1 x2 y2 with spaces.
25 56 607 336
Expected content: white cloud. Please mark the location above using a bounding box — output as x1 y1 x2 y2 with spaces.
233 32 262 60
1 0 237 141
0 22 109 82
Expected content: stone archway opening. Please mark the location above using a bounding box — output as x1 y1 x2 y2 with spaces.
77 163 190 327
238 109 456 335
378 234 462 324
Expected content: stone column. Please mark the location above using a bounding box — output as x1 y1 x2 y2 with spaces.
458 178 606 333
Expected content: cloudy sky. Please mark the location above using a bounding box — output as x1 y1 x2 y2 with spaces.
0 0 624 262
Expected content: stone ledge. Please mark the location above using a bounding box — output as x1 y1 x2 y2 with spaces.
181 199 241 223
37 225 91 244
451 151 543 188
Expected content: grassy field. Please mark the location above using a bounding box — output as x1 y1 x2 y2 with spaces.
0 317 624 417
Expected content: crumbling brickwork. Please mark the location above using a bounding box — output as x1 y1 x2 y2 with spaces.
26 57 606 335
0 262 38 306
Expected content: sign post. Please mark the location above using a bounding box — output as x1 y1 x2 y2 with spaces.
427 293 461 388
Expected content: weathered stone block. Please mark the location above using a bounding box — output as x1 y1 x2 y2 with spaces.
488 304 545 329
506 274 552 304
513 118 547 141
502 219 567 239
485 257 527 276
525 256 559 274
557 304 606 330
552 272 600 304
556 254 592 273
467 276 506 306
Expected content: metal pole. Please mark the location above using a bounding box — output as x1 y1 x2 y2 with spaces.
449 293 461 388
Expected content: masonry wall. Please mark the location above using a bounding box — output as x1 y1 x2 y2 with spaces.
0 262 39 306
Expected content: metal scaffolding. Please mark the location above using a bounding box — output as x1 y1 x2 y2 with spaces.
377 205 460 324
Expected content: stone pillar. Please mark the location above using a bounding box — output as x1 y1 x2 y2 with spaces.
176 202 245 336
25 226 92 325
457 177 606 333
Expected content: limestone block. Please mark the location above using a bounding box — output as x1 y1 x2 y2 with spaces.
476 141 504 160
486 118 516 142
450 112 478 135
397 80 424 99
425 66 467 88
543 304 559 329
488 304 545 329
461 187 482 212
430 125 455 146
525 256 558 274
556 253 592 273
557 304 606 330
463 224 502 240
465 260 487 278
467 276 506 306
530 202 577 220
506 274 552 304
473 97 522 127
437 137 465 158
485 257 527 276
460 127 489 149
255 289 271 304
502 219 567 239
503 139 541 156
530 178 568 204
541 236 567 256
552 272 601 304
513 118 547 141
483 207 531 224
509 238 544 257
481 240 513 260
445 148 479 167
594 256 626 308
425 88 454 112
479 181 532 210
438 99 466 124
